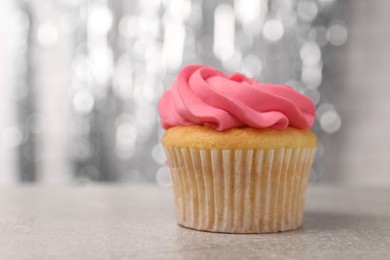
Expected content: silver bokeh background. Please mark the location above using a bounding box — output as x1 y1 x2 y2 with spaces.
0 0 387 186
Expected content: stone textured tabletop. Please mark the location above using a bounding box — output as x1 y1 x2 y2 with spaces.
0 185 389 259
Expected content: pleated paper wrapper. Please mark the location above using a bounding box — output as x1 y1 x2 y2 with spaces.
164 146 316 233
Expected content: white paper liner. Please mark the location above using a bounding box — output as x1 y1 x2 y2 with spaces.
164 146 316 233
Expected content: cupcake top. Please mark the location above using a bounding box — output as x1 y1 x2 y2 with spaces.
158 65 315 131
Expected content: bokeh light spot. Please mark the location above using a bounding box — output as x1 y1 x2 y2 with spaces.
262 19 284 42
327 23 348 46
156 166 172 188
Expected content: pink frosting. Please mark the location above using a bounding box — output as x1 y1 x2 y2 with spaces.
158 65 315 131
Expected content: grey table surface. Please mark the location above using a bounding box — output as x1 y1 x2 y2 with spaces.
0 184 389 260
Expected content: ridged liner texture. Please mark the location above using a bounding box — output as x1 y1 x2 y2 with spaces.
164 146 316 233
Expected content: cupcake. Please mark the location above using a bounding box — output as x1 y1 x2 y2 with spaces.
158 65 317 233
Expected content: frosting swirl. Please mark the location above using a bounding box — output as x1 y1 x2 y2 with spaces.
158 65 315 131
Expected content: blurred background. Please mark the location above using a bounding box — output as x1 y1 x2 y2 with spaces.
0 0 388 187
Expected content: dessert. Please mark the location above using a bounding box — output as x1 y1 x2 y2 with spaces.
158 65 317 233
